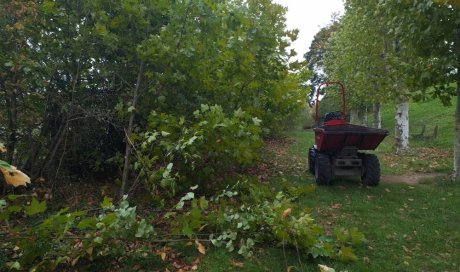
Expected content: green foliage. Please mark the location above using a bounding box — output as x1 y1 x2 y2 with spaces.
171 180 365 260
136 105 262 195
0 0 306 185
1 195 155 271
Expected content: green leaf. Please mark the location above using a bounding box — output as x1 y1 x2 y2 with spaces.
350 227 366 245
93 236 103 244
135 219 154 238
199 197 208 210
338 246 357 262
24 198 47 216
78 218 97 230
7 205 22 213
176 192 195 209
7 194 21 201
101 213 117 225
127 105 135 112
0 160 13 171
333 227 348 243
181 221 193 238
7 261 21 270
100 196 113 209
252 117 262 126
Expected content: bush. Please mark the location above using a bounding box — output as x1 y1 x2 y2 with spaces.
135 104 262 196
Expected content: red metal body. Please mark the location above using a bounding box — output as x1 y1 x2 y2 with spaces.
313 82 388 152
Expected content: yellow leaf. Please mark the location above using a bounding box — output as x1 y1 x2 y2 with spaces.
281 208 292 220
287 265 295 272
1 166 31 187
318 264 336 272
0 143 5 153
195 239 206 255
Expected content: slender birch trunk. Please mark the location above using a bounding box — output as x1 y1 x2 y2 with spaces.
358 106 368 126
373 102 382 129
350 109 358 124
395 97 409 153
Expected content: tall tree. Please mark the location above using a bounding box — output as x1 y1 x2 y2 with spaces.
323 0 416 152
377 0 460 178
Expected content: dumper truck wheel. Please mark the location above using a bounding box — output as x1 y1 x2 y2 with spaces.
361 154 380 186
308 147 316 175
315 153 332 185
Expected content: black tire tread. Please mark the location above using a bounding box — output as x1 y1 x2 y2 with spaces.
315 153 332 185
361 154 380 186
308 147 316 175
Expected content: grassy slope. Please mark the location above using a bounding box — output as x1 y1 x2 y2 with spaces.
199 100 460 272
373 100 453 174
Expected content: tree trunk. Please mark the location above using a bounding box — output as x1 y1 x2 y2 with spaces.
350 109 358 124
395 97 409 153
358 106 368 126
5 89 18 164
39 115 68 178
373 102 382 129
120 60 145 197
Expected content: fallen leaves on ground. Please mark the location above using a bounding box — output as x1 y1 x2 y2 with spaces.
318 264 335 272
195 239 206 255
230 259 244 268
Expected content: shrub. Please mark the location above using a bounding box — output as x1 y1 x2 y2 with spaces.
135 104 262 195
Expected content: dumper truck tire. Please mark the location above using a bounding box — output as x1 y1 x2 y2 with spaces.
361 154 380 186
315 153 332 185
308 147 316 175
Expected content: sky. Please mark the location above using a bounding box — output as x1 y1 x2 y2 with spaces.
272 0 344 61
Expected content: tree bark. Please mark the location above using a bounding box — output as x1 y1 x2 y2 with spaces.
5 89 18 164
395 97 409 153
39 115 68 178
358 106 368 126
120 60 145 197
372 102 382 129
350 109 358 124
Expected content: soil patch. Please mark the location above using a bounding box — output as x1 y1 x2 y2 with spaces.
381 173 446 185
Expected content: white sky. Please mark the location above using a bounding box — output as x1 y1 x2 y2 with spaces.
272 0 344 61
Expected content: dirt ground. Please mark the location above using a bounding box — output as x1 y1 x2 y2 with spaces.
381 173 447 185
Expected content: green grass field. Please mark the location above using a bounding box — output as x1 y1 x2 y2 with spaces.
199 99 460 272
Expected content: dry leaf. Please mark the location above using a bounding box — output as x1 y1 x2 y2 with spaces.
230 260 244 268
281 208 292 220
0 166 31 187
403 245 410 253
0 143 6 153
195 240 206 255
71 257 80 266
330 203 340 209
287 266 295 272
86 247 93 256
318 264 335 272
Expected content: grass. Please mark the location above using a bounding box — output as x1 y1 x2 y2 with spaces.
199 100 460 271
